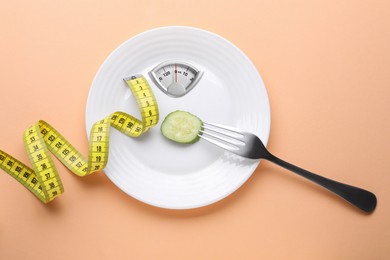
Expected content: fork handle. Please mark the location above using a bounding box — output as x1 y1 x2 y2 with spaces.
264 153 377 213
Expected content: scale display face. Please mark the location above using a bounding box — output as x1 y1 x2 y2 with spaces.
149 60 203 97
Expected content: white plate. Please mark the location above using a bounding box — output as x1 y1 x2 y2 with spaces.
85 26 271 209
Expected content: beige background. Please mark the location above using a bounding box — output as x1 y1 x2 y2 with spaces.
0 0 389 259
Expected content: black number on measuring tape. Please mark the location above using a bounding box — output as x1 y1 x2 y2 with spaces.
31 177 38 185
41 163 47 170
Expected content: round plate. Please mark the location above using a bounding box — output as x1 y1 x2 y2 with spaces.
85 26 271 209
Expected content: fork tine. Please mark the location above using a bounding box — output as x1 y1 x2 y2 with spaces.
202 122 244 140
198 134 239 152
202 123 245 144
199 129 243 147
198 121 247 152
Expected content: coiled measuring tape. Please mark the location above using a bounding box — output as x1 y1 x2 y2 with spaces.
0 75 158 203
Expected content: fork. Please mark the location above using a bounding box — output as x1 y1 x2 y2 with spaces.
199 122 377 213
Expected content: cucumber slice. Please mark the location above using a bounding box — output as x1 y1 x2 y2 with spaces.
161 110 203 144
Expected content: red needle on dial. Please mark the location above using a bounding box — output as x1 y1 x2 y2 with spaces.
174 64 178 82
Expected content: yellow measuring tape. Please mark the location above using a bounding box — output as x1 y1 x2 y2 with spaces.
0 75 158 203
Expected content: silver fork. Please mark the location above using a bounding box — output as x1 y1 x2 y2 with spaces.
199 122 377 213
